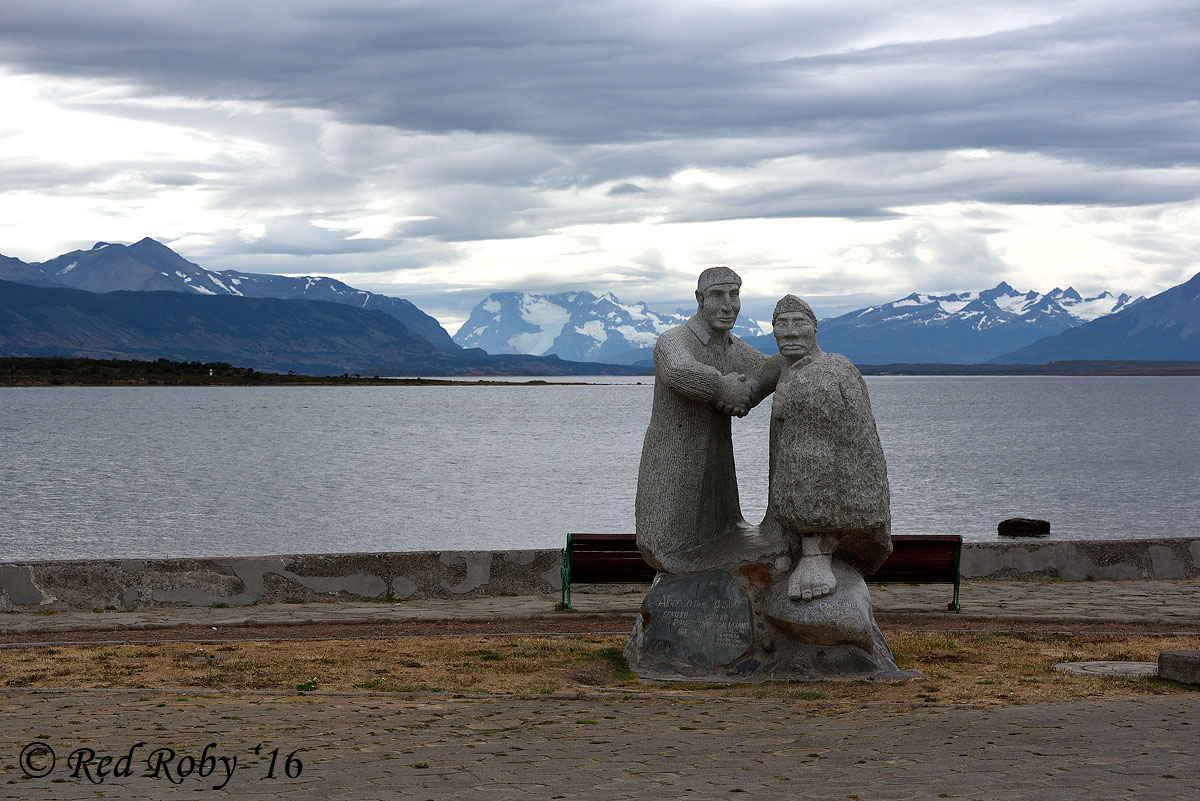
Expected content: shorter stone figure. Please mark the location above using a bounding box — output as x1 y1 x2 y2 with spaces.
764 294 892 603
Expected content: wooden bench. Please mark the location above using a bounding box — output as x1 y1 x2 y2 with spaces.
559 533 657 610
870 534 962 612
560 532 961 612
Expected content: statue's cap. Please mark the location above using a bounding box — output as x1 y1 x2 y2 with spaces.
697 266 741 292
772 294 816 325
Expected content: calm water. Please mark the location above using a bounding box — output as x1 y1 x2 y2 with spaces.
1 377 1197 561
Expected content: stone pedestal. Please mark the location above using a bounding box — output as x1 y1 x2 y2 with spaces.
624 561 918 683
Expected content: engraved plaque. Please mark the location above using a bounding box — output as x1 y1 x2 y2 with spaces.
641 570 753 667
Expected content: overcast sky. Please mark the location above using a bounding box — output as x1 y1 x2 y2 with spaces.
1 0 1197 330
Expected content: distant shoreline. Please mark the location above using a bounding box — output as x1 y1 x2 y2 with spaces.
0 357 605 387
856 360 1200 376
3 356 1198 386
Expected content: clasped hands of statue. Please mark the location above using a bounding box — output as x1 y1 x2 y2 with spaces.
714 372 756 418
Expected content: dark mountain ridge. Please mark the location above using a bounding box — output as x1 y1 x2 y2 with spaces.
1 253 63 287
1 238 459 352
0 280 643 376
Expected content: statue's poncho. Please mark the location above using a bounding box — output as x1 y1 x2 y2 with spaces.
767 350 892 576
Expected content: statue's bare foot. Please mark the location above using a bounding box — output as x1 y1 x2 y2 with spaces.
788 553 837 601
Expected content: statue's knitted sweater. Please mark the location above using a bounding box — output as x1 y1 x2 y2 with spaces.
635 317 767 573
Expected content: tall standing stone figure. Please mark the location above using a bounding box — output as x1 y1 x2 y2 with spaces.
634 266 770 575
626 277 916 682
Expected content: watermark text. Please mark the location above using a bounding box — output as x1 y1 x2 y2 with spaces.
19 741 304 789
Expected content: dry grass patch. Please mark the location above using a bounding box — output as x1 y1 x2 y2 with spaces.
0 632 1196 707
709 631 1200 709
0 636 633 695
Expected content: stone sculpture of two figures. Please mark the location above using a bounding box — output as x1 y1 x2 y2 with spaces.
625 266 917 681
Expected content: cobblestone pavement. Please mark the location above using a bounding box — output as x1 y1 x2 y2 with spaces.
2 579 1198 637
1 582 1198 799
0 690 1196 800
873 579 1200 624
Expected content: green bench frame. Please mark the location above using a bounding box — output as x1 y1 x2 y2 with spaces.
560 532 961 612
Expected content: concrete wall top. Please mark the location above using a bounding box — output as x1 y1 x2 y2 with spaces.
1 539 1197 612
960 537 1200 581
0 549 562 613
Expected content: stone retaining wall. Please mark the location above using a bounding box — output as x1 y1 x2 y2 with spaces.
961 538 1200 581
2 538 1197 612
0 551 561 613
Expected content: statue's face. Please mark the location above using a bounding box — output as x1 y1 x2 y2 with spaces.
695 284 741 331
773 311 817 359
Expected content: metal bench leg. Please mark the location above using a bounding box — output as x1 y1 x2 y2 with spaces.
949 542 962 612
560 546 572 610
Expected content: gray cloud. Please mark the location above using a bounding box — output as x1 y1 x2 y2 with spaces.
607 182 647 196
4 1 1194 165
1 0 1197 324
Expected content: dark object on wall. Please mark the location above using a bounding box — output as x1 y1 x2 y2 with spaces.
998 517 1052 537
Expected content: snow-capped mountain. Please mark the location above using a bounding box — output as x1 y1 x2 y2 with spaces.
744 282 1144 364
454 291 769 363
456 283 1141 365
1 238 458 351
992 271 1200 363
843 282 1140 329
